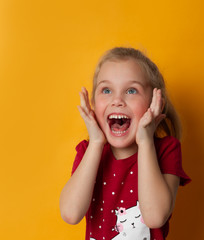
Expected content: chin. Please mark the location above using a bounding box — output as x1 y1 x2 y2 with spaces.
106 135 136 149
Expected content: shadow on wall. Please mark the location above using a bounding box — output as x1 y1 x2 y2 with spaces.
168 85 204 239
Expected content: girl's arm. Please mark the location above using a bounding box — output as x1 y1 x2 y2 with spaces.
138 140 179 228
60 87 106 225
136 88 180 229
60 141 104 225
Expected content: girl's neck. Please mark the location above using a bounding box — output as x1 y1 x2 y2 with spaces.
110 142 138 160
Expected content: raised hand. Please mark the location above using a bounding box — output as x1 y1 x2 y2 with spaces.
77 87 106 144
136 88 166 144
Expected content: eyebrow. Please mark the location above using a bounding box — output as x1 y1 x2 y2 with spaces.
128 80 145 87
96 80 110 87
96 80 145 88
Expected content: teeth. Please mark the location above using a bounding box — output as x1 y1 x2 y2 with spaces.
109 114 129 119
112 129 127 134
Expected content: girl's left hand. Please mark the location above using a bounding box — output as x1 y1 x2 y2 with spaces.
136 88 166 145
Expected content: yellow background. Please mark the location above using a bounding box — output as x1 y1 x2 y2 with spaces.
0 0 203 239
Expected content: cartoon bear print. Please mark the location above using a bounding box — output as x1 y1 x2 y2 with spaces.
111 201 150 240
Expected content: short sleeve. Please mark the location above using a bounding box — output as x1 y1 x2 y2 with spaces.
155 136 191 186
71 140 89 175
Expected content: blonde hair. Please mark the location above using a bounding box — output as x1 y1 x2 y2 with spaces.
91 47 182 140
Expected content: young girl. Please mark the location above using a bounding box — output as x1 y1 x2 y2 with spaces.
60 47 191 240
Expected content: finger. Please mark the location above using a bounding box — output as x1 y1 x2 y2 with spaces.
81 87 92 114
79 91 87 110
140 108 154 127
154 89 163 116
77 105 87 119
83 87 92 111
80 89 91 114
79 88 95 114
77 105 93 123
150 88 157 112
150 88 163 117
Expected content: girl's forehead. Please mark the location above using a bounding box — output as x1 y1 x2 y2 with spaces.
96 59 149 86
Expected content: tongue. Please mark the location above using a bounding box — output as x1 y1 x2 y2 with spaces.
111 120 130 132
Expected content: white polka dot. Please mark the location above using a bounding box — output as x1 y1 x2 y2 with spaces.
121 182 124 185
103 200 105 204
101 208 103 211
103 237 105 239
93 198 95 201
90 216 93 219
121 200 124 203
130 171 133 174
112 192 115 195
99 225 102 228
103 182 106 185
111 210 114 213
113 173 116 176
130 189 133 193
103 219 105 222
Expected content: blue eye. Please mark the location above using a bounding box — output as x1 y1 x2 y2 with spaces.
127 88 137 94
102 88 111 94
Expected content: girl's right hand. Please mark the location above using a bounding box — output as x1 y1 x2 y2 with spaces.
77 87 106 145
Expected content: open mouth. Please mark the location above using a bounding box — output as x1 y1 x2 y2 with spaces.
107 114 131 135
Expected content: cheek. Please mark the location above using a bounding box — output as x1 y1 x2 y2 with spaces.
94 97 108 118
93 100 108 128
131 100 150 118
94 102 104 118
132 107 147 119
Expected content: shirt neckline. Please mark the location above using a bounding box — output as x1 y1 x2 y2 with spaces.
106 143 138 162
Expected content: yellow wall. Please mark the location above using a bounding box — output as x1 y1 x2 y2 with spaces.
0 0 203 239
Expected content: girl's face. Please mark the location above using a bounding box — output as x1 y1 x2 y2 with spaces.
93 59 153 153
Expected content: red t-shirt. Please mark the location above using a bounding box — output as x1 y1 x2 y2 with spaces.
71 136 191 240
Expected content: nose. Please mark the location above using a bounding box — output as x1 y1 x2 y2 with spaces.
111 95 126 107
